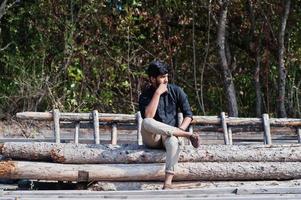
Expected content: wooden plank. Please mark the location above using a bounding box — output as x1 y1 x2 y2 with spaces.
3 187 301 196
237 186 301 194
4 196 301 200
1 188 237 195
0 184 18 190
93 110 100 144
89 179 301 191
9 196 301 200
262 114 272 145
53 109 60 144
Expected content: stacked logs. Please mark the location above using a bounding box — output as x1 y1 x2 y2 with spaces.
1 142 301 181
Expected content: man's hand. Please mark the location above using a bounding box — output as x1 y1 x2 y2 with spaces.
155 83 168 95
144 84 167 118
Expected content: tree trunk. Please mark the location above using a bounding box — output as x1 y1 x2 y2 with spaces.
0 0 8 21
217 0 239 117
277 0 291 118
247 0 262 117
2 142 301 163
1 160 301 181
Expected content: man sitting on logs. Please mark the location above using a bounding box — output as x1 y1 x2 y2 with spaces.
139 60 200 189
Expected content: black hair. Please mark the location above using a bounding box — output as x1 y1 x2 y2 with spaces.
146 60 169 77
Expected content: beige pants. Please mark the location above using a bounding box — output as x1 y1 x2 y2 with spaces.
141 118 181 174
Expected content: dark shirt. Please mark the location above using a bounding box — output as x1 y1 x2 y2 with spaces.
139 84 193 127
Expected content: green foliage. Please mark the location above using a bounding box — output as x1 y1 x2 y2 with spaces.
0 0 300 118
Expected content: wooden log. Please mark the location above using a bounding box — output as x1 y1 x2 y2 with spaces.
16 112 136 122
1 160 301 181
0 142 56 161
2 142 301 163
16 112 301 126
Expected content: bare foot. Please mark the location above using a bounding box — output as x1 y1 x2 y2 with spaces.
162 183 173 190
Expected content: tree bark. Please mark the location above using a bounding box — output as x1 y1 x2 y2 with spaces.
277 0 291 118
0 142 56 161
2 142 301 164
0 0 8 21
247 0 262 117
1 160 301 181
217 0 239 117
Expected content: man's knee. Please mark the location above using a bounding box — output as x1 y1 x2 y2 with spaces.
164 136 179 148
142 118 155 126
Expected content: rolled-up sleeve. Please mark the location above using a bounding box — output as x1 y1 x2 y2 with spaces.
139 94 151 119
177 87 193 119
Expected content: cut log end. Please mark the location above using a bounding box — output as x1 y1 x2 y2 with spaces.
50 149 65 163
0 161 16 177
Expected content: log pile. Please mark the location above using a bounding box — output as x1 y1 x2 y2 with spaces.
1 142 301 181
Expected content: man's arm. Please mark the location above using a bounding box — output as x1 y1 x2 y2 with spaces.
144 83 167 118
179 117 192 131
177 86 193 130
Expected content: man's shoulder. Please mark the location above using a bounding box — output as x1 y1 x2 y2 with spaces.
168 84 183 93
140 86 155 98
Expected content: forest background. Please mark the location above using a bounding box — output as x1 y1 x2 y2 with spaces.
0 0 300 119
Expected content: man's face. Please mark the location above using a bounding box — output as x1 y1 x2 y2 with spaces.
150 74 168 88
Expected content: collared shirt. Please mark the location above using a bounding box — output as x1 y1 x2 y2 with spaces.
139 84 193 127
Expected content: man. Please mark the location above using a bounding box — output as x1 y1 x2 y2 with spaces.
139 60 200 189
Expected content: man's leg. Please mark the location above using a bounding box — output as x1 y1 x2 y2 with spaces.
161 135 180 189
143 118 189 137
142 118 200 148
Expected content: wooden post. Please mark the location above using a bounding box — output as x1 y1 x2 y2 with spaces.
228 127 233 145
262 113 272 145
111 123 117 145
136 112 143 145
74 121 80 144
221 112 230 145
53 109 60 144
93 110 100 144
297 128 301 143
